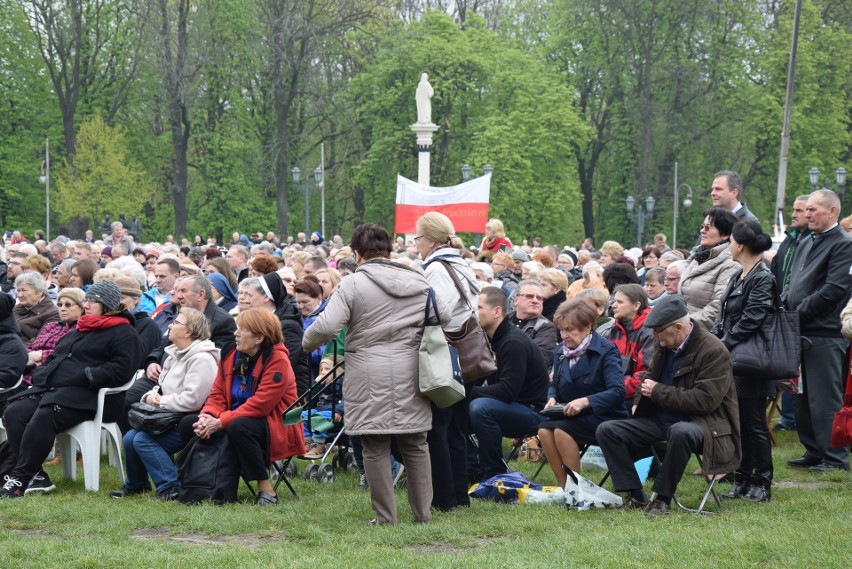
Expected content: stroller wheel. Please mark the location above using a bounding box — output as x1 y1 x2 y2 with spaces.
318 464 334 483
305 463 320 481
331 453 340 469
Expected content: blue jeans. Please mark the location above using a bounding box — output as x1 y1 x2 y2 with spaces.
123 428 186 493
469 397 544 479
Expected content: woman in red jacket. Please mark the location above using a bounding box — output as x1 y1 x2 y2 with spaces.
479 218 513 253
190 308 304 506
606 284 654 411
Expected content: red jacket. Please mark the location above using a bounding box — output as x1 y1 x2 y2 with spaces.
480 236 513 252
202 343 304 461
607 307 654 399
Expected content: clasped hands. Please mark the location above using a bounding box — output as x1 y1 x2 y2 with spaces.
545 397 589 416
193 413 222 440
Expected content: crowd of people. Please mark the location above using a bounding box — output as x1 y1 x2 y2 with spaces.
0 169 850 522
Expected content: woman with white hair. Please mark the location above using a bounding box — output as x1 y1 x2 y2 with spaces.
13 271 59 346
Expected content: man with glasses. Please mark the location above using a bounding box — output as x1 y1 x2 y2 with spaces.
664 260 686 295
468 287 549 482
489 251 519 298
510 280 558 365
596 295 740 516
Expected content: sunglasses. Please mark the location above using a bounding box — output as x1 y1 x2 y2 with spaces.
699 224 715 232
518 293 544 302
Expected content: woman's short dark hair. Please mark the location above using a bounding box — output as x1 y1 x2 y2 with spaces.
641 246 661 260
293 275 323 299
350 223 392 261
732 220 772 255
553 297 597 331
613 283 648 313
603 262 639 292
71 258 99 285
703 207 738 238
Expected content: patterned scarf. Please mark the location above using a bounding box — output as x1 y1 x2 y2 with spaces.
563 333 593 367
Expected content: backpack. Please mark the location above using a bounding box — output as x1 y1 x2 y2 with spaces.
175 434 241 504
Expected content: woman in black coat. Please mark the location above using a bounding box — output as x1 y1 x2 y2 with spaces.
0 281 142 498
711 220 775 502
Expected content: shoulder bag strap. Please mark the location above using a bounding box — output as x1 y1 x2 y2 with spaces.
437 260 475 312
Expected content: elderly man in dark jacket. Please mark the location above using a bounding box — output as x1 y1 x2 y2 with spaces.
596 295 740 516
509 280 558 365
470 287 549 482
782 189 852 472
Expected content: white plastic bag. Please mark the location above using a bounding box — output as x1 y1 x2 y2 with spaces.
563 466 622 510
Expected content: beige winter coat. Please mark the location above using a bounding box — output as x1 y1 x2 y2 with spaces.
678 241 739 331
303 258 433 435
142 339 220 412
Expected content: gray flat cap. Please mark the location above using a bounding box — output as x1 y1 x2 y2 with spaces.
643 294 688 329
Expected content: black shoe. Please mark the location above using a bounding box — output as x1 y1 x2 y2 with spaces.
619 496 648 511
786 456 821 468
743 485 771 502
721 482 748 500
25 471 56 495
157 486 179 501
807 461 850 473
110 484 151 499
645 499 671 517
0 476 25 499
254 491 278 506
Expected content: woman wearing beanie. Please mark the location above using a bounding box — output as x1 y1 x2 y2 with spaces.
0 281 142 498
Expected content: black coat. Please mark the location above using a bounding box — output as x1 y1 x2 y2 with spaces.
541 290 567 322
276 297 311 397
712 263 776 398
0 312 27 389
27 311 142 420
133 312 163 369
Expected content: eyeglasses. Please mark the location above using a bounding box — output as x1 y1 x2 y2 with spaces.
518 293 544 302
699 224 715 232
57 302 80 308
663 276 680 282
7 261 21 266
169 320 188 328
413 235 424 243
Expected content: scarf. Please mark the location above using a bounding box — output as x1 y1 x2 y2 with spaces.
76 314 128 332
563 333 593 367
692 240 730 265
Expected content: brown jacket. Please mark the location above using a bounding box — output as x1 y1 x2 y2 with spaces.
678 242 739 330
303 258 432 436
634 321 741 474
14 294 59 346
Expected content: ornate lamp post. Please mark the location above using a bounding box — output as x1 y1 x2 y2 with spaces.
291 166 323 236
626 195 655 247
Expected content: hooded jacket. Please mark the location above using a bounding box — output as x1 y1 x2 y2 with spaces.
303 258 432 435
607 307 654 399
678 241 739 330
143 338 219 412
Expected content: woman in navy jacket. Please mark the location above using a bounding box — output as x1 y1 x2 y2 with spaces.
538 297 626 487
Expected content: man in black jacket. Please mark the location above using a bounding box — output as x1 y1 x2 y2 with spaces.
782 189 852 472
469 287 549 481
509 280 558 365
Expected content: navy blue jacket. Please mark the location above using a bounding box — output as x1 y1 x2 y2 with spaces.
548 332 627 426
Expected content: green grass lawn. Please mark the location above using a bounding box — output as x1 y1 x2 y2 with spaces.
1 429 850 569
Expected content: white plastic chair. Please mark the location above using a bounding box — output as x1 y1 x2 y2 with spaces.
0 376 24 444
56 376 136 491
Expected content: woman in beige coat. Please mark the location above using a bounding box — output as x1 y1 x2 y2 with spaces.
303 223 433 525
679 207 739 330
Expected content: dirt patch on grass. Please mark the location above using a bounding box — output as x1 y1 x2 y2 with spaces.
774 481 839 490
132 527 278 548
406 537 499 554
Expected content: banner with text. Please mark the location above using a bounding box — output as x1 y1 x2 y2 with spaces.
395 174 491 234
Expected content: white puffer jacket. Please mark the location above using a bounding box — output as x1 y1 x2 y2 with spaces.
678 242 739 330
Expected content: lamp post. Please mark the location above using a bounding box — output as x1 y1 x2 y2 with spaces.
673 184 694 249
291 166 323 236
626 195 655 247
38 138 50 241
809 166 847 208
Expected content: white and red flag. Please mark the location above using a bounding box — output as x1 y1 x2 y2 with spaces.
394 173 492 234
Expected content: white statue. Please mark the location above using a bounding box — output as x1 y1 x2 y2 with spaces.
415 73 434 124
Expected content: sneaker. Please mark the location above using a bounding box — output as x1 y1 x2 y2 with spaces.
391 462 405 488
25 471 56 495
0 475 25 499
358 473 369 490
303 443 327 460
109 484 151 499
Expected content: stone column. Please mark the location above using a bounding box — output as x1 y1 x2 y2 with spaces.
410 123 439 186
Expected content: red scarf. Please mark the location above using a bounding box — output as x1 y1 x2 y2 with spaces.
76 314 129 332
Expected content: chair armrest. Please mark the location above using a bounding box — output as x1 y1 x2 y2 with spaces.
0 376 23 395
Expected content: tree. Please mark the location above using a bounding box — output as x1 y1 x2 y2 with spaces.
54 116 150 229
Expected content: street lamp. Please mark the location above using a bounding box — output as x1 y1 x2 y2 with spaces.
461 164 471 182
291 165 323 236
673 184 694 248
38 138 50 241
808 166 848 207
626 195 655 247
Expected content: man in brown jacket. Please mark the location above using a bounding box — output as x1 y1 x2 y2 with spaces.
596 295 740 516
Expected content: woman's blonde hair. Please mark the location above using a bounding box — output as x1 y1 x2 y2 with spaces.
539 268 569 293
485 218 506 238
179 307 211 341
576 287 609 316
315 267 342 295
417 211 465 250
600 240 624 260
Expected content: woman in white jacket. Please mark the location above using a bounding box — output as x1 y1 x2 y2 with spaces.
415 212 480 511
111 307 220 500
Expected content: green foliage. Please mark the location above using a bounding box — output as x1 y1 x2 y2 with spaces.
54 116 151 230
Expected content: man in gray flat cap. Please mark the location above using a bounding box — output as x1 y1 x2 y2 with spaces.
595 295 740 516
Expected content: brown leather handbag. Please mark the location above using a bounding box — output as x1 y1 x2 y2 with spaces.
437 260 497 383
